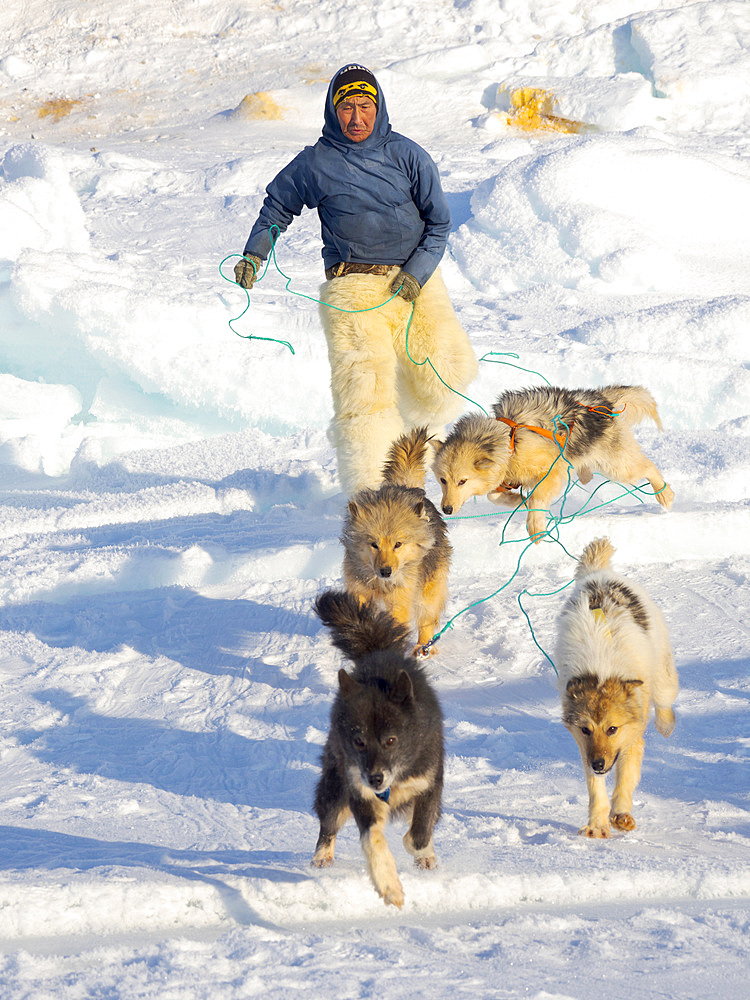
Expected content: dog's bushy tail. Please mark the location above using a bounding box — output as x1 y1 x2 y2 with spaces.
315 590 411 662
381 427 431 489
603 385 663 430
576 537 615 577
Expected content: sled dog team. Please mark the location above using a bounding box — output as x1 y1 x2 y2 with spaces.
312 383 680 908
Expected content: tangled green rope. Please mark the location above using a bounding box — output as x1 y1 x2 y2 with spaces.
220 229 665 670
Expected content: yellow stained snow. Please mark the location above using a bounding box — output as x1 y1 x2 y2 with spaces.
232 92 285 121
37 97 82 121
504 87 586 134
301 64 329 84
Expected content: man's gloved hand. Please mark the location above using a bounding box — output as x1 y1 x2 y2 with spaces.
390 270 421 302
234 254 263 289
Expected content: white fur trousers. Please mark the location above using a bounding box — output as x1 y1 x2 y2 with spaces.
319 266 478 494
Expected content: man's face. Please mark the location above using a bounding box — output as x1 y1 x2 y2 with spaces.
335 96 377 142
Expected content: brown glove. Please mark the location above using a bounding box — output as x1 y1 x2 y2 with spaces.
234 254 263 289
390 270 421 302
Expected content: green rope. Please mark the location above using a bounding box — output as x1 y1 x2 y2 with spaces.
517 581 577 677
266 232 403 314
221 231 667 670
405 313 489 417
219 225 405 355
479 351 552 386
419 420 575 654
220 225 489 414
419 535 539 654
219 253 297 354
418 414 667 657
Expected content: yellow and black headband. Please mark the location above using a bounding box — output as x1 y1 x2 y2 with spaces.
333 81 378 107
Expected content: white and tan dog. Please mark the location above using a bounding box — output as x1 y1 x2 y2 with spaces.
432 384 674 541
556 538 679 838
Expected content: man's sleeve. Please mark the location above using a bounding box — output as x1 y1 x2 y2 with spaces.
401 147 452 287
242 151 312 260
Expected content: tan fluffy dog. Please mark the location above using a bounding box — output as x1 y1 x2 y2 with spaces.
432 385 674 541
342 427 450 655
556 538 679 838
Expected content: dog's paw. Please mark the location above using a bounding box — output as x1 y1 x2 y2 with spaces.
655 707 676 737
310 850 334 868
403 830 436 860
526 512 547 544
487 489 519 509
656 483 674 509
413 855 438 871
413 642 437 657
578 824 611 839
611 812 636 832
367 834 405 907
380 879 405 908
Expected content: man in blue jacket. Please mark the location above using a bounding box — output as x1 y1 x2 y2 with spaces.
235 63 477 493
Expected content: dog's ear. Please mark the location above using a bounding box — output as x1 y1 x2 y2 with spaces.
566 677 585 699
338 668 359 699
430 438 444 457
390 669 414 705
413 499 429 521
474 456 496 471
623 679 644 696
347 501 359 520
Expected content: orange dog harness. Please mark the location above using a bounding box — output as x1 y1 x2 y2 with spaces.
490 416 570 496
491 402 625 495
495 416 570 453
495 401 624 456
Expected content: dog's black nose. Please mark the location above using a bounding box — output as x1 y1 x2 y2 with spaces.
443 505 453 515
379 566 392 577
591 758 606 773
368 772 384 789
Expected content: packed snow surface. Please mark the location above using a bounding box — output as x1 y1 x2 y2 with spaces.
0 1 748 997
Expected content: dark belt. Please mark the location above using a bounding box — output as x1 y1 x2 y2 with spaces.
324 262 394 280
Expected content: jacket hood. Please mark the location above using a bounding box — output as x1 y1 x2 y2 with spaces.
321 64 391 152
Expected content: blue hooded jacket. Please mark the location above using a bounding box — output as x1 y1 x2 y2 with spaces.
242 66 451 287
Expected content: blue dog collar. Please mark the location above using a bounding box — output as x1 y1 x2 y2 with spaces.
375 788 390 803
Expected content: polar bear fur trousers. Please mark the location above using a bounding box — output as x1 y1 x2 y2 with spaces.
319 266 478 495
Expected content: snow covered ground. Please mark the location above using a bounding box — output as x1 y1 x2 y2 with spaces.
0 1 748 996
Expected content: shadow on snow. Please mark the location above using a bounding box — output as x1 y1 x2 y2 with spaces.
18 688 321 810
